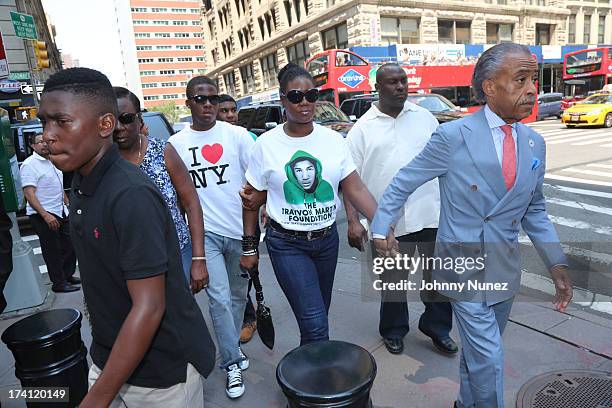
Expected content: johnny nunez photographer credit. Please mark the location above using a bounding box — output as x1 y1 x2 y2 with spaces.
372 278 510 293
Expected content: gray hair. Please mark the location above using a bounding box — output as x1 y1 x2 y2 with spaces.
472 43 532 103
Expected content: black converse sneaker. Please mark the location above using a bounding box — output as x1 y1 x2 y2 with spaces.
225 363 245 398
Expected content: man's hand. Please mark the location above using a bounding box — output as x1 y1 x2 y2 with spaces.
550 265 573 312
240 255 258 277
347 220 367 252
240 184 267 211
190 260 209 294
260 207 268 227
42 212 60 231
373 229 399 258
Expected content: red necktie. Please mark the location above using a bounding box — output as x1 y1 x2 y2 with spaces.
500 125 516 190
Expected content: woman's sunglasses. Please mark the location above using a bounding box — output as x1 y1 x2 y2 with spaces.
281 88 319 104
189 94 220 105
118 112 140 125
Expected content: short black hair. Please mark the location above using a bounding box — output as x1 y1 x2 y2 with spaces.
186 76 217 98
29 132 43 146
277 63 313 93
43 67 118 116
219 94 236 104
113 86 141 112
376 63 404 84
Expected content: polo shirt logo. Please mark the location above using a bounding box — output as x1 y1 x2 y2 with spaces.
93 227 100 239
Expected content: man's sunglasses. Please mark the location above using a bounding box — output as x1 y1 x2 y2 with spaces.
281 88 319 104
118 112 140 125
189 94 220 105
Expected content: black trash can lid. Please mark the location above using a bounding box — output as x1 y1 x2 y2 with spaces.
1 309 82 346
276 340 377 401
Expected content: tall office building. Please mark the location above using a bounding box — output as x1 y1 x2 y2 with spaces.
116 0 205 109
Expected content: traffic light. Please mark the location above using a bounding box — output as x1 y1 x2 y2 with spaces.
15 107 37 122
33 41 49 69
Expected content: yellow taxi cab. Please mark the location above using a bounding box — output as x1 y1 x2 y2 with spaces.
561 93 612 128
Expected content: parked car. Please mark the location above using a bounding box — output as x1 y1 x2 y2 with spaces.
340 93 467 123
561 93 612 128
237 101 354 137
141 111 175 140
537 93 563 120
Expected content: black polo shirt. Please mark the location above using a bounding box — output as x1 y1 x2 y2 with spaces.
70 144 215 388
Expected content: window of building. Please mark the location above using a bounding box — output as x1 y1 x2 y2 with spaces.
176 45 191 50
535 23 552 45
599 15 605 44
155 33 171 38
179 69 194 74
192 20 202 25
133 20 148 25
163 94 179 99
180 81 188 86
584 16 592 43
131 7 147 12
138 58 154 63
191 8 200 13
142 83 158 88
153 20 169 25
284 1 292 27
161 82 177 87
175 33 189 37
151 8 167 12
156 45 172 50
438 20 471 44
136 45 153 51
144 95 160 101
141 71 155 76
380 17 419 45
261 53 279 88
224 72 237 95
486 23 513 43
304 0 309 15
195 45 203 49
287 40 309 67
173 21 188 26
326 0 335 7
135 33 150 38
193 32 202 37
322 23 348 50
196 57 205 62
178 57 193 62
568 15 576 43
158 58 174 63
172 8 187 13
240 63 256 94
160 70 176 75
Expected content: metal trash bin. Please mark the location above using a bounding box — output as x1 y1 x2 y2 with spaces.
276 340 377 407
1 308 89 407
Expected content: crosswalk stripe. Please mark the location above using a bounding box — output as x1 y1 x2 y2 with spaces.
541 129 604 140
545 183 612 199
601 143 612 147
547 196 612 215
571 136 612 146
560 167 612 178
549 215 612 235
587 163 612 169
545 174 612 186
539 129 583 137
22 235 38 242
548 132 612 144
39 265 47 274
33 247 41 255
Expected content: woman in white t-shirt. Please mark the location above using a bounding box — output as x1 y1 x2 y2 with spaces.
240 63 381 345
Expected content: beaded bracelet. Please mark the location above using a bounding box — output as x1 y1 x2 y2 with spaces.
242 235 259 252
242 249 258 257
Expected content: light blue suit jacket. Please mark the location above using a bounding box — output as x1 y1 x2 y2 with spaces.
371 108 567 304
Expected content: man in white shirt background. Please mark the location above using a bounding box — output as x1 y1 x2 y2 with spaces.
344 64 457 356
19 132 79 293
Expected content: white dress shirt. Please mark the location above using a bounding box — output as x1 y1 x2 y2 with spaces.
483 104 518 167
347 100 441 239
19 152 67 217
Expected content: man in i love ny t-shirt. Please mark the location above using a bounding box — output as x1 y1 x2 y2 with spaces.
168 76 254 399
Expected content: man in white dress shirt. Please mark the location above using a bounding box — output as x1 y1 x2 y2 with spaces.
344 64 457 355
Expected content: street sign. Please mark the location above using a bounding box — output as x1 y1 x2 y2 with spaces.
20 84 44 95
0 34 9 79
8 72 29 81
10 11 38 40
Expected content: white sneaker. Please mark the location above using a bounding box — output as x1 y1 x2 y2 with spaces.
239 346 249 370
226 364 245 399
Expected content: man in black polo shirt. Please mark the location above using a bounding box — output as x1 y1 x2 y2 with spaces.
39 68 215 407
0 191 12 313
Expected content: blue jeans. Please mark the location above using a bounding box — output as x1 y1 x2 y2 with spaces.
265 224 339 345
204 231 249 369
180 242 192 286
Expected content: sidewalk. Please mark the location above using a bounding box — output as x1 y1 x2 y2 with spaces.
1 255 611 407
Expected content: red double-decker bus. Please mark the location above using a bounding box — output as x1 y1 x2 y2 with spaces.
563 47 612 100
305 49 373 106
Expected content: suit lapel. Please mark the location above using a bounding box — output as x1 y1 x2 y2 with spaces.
461 109 507 201
509 124 531 195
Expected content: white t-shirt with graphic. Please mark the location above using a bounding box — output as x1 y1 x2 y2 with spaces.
246 123 356 232
168 121 254 240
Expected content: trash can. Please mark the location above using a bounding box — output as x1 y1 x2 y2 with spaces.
276 340 377 407
1 308 89 407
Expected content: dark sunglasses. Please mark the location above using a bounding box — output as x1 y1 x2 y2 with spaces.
190 94 220 105
281 88 319 104
118 112 140 125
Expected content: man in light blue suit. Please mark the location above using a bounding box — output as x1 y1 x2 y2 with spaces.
370 43 573 408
